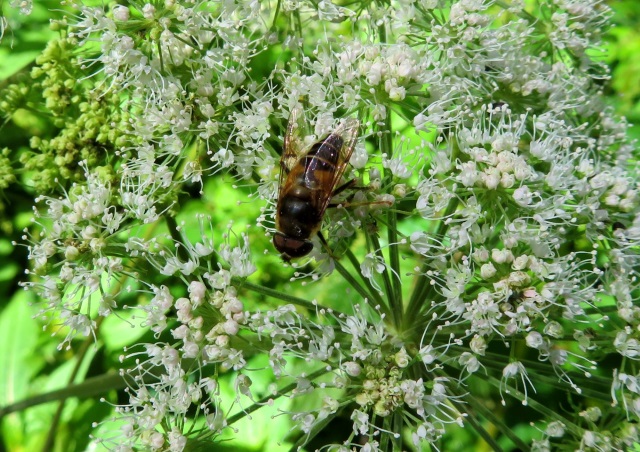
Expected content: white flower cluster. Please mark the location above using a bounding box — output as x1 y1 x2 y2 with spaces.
249 303 458 448
97 272 249 450
22 163 125 347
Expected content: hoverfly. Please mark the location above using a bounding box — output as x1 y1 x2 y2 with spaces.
273 108 360 261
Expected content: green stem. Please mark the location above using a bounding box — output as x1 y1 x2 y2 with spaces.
494 0 539 23
404 196 459 324
156 38 164 73
479 351 611 402
270 0 282 31
463 393 520 451
369 232 399 327
333 257 381 307
2 370 129 418
344 247 388 314
293 8 303 48
387 206 402 304
392 410 403 450
226 366 328 425
482 373 584 435
238 279 323 312
375 68 403 327
165 215 190 262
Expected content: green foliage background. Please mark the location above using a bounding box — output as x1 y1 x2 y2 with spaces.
0 1 639 451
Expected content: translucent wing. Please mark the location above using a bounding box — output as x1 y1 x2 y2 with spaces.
304 118 360 215
278 105 308 196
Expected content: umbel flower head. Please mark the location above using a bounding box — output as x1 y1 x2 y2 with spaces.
11 0 639 450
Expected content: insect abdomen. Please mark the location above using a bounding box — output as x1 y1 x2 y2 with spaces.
277 195 320 239
301 136 344 189
276 137 345 240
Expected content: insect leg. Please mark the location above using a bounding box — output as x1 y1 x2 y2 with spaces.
332 178 357 197
328 180 392 209
317 231 338 260
328 199 394 209
327 179 360 209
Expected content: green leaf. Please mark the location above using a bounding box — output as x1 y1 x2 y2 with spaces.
217 355 295 450
102 308 149 352
0 291 42 449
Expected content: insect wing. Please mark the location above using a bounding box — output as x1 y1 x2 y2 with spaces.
278 106 308 196
307 118 360 214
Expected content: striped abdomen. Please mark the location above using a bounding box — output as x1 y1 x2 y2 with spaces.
276 135 344 241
